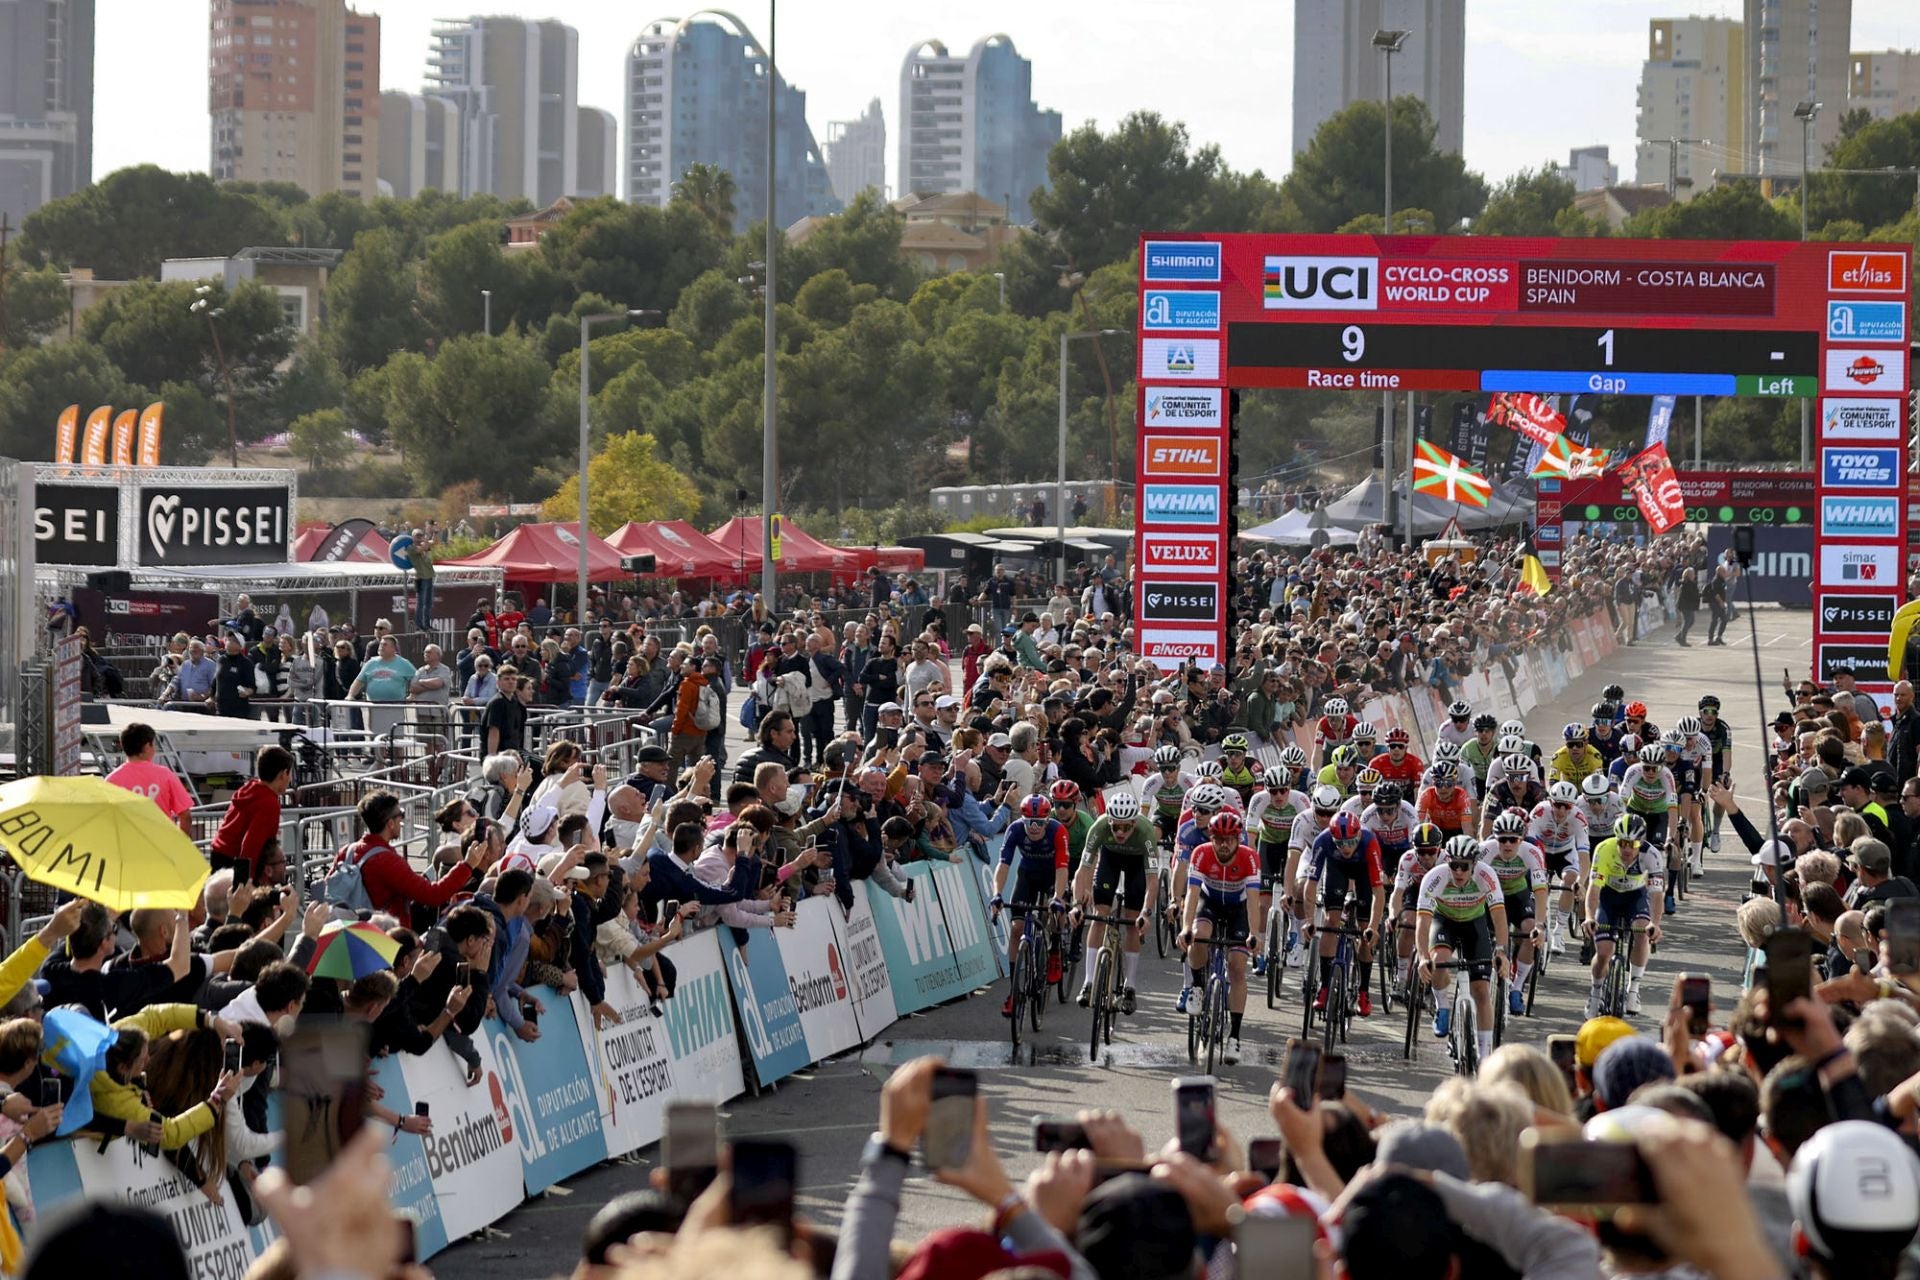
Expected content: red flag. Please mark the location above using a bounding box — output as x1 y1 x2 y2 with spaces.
1490 392 1566 448
1618 443 1687 535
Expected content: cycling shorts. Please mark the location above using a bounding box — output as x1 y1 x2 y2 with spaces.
1256 836 1289 891
1321 881 1376 922
1091 852 1148 911
1195 899 1253 948
1433 913 1494 981
1317 860 1377 913
1010 863 1058 910
1544 848 1576 878
1503 889 1536 925
1595 886 1653 929
1674 763 1702 796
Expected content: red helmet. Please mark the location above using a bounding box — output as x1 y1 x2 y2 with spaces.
1049 779 1082 805
1020 795 1053 821
1329 812 1363 844
1625 701 1648 719
1386 727 1411 746
1208 811 1243 839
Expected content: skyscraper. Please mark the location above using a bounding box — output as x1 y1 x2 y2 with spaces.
0 0 93 227
623 13 839 228
428 16 578 206
209 0 380 198
1849 49 1920 121
1291 0 1464 158
898 35 1060 223
377 91 462 198
1635 17 1746 196
826 98 886 204
576 106 617 199
1745 0 1852 175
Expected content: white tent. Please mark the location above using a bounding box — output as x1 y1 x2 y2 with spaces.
1242 508 1359 546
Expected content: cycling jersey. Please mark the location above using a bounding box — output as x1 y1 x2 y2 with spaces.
1392 850 1441 899
1622 763 1677 814
1459 738 1498 786
1361 800 1419 853
1526 800 1592 859
1316 714 1356 755
1143 770 1194 816
1416 784 1474 833
1590 836 1666 892
1307 828 1384 887
1082 814 1155 863
1174 817 1212 865
1057 807 1096 876
1580 793 1625 838
1588 726 1623 766
1478 836 1549 897
1436 720 1476 750
998 819 1069 871
1287 811 1327 857
1313 763 1353 797
1606 754 1634 785
1486 780 1544 818
1485 755 1537 794
1422 767 1481 803
1189 841 1260 905
1699 718 1732 778
1548 746 1604 785
1248 788 1310 845
1369 750 1426 786
1416 862 1505 922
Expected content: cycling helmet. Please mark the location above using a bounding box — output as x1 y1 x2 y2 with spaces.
1491 811 1527 837
1563 723 1589 744
1355 767 1383 789
1280 745 1309 770
1434 740 1460 760
1619 733 1642 754
1195 759 1225 780
1208 811 1243 839
1547 781 1579 804
1221 732 1250 754
1050 780 1082 805
1373 782 1402 809
1503 753 1534 777
1698 695 1721 712
1189 783 1227 813
1445 835 1482 863
1675 715 1701 737
1602 684 1626 703
1638 744 1666 765
1310 784 1343 813
1329 813 1363 844
1412 822 1444 850
1331 745 1357 768
1385 727 1411 747
1624 701 1648 719
1106 791 1141 822
1324 697 1350 718
1353 721 1379 741
1153 745 1183 769
1581 772 1613 798
1500 719 1526 738
1472 714 1499 732
1020 795 1053 821
1662 730 1685 748
1592 702 1617 721
1261 766 1292 789
1429 761 1458 784
1497 733 1526 755
1447 700 1472 720
1614 814 1648 843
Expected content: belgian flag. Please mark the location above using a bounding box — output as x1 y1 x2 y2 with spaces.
1516 535 1552 596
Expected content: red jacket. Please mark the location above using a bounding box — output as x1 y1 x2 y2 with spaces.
334 835 476 919
209 779 281 876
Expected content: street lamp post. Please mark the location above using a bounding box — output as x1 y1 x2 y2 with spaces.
1795 100 1821 465
1373 28 1409 542
481 288 492 336
190 286 238 468
993 272 1006 308
761 0 780 608
1058 329 1122 584
578 309 644 622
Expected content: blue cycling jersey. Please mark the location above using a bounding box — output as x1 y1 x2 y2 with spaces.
1306 828 1384 883
998 818 1069 871
1175 818 1211 864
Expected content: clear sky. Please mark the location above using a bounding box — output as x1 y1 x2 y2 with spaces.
94 0 1918 194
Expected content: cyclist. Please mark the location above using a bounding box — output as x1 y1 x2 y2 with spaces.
1484 735 1532 793
1589 703 1624 766
1362 781 1419 866
1580 770 1624 836
1143 745 1194 848
1620 701 1662 748
1437 701 1476 750
1340 766 1383 818
1484 754 1545 833
1388 822 1447 993
990 794 1070 1017
1499 718 1542 765
1427 739 1479 800
1050 780 1096 882
1696 695 1733 851
1622 742 1678 912
1277 744 1313 794
1281 784 1343 969
1370 727 1425 787
1601 683 1626 707
1670 715 1715 877
1315 697 1355 768
1459 714 1501 790
1314 745 1361 798
1173 782 1230 1008
1583 814 1666 1017
1179 809 1258 1064
1528 781 1591 958
1304 812 1386 1018
1479 811 1549 1015
1248 765 1310 976
1606 734 1642 786
1416 836 1509 1061
1548 724 1604 786
1417 761 1476 838
1072 791 1155 1015
1219 733 1259 806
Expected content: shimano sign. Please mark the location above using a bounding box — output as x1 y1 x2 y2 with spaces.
1142 241 1221 282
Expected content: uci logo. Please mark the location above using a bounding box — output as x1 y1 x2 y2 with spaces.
1262 256 1378 311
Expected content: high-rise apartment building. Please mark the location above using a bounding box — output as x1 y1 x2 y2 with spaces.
576 105 616 199
826 98 886 203
1291 0 1464 158
209 0 379 198
1635 17 1746 197
1558 146 1619 193
0 0 93 227
1745 0 1852 175
1850 50 1920 121
898 35 1060 223
377 90 462 198
624 13 839 228
427 15 578 206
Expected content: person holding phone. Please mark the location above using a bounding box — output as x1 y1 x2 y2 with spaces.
1584 814 1666 1018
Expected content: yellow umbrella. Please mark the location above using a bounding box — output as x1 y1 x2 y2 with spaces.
0 775 209 911
1891 601 1920 682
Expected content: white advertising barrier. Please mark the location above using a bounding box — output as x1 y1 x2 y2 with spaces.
834 880 901 1041
1511 658 1540 715
396 1032 525 1242
771 895 865 1061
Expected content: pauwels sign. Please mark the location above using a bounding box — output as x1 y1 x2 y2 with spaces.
136 484 291 566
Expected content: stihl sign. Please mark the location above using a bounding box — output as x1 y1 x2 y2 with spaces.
1141 434 1222 478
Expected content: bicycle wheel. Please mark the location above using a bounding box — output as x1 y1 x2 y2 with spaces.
1090 948 1115 1063
1027 935 1047 1034
1606 952 1629 1019
1524 952 1542 1016
1008 948 1026 1052
1322 960 1344 1051
1377 942 1395 1017
1056 923 1076 1004
1493 971 1507 1049
1301 953 1318 1035
1265 909 1286 1010
1155 870 1171 958
1204 973 1228 1075
1455 990 1478 1077
1403 973 1422 1060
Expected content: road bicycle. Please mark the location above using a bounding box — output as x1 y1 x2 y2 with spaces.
1264 891 1303 1011
1508 918 1546 1017
1185 933 1237 1075
1000 901 1060 1052
1590 919 1634 1019
1301 909 1369 1050
1080 909 1138 1062
1405 956 1497 1077
1154 854 1179 959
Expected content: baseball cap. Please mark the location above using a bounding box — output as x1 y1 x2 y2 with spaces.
877 701 903 715
1592 1037 1676 1109
1576 1016 1637 1069
1799 769 1833 794
934 695 959 710
917 753 947 769
896 1228 1069 1280
1373 1120 1471 1180
1841 765 1878 790
1788 1120 1920 1260
1850 838 1893 874
635 744 670 765
1073 1174 1196 1280
1773 710 1797 729
987 733 1013 749
536 851 591 882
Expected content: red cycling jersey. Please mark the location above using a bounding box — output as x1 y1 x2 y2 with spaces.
1188 841 1260 904
1369 750 1426 785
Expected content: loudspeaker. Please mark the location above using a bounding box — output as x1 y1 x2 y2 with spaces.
620 554 658 575
86 570 131 593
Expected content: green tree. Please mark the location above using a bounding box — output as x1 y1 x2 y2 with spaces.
671 163 738 236
1810 110 1920 235
0 342 140 460
1282 97 1488 233
379 331 566 494
538 431 701 527
1625 180 1797 239
668 268 752 350
1474 166 1602 236
540 197 726 317
421 219 523 336
289 407 353 470
150 380 226 465
1030 112 1236 272
1 262 74 348
784 191 919 300
81 279 292 419
266 342 348 435
323 227 428 375
17 166 287 278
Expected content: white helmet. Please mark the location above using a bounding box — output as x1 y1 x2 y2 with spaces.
1324 697 1350 718
1503 754 1534 776
1547 781 1579 804
1105 791 1140 822
1279 745 1309 769
1310 784 1343 812
1195 759 1224 780
1496 733 1526 755
1676 715 1701 736
1352 720 1378 741
1581 772 1613 798
1433 740 1461 761
1500 719 1526 738
1189 783 1227 813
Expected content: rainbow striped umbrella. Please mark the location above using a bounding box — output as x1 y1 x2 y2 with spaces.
307 919 401 980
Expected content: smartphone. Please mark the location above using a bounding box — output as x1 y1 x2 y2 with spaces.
1888 899 1920 974
1546 1034 1578 1095
923 1068 976 1170
277 1018 370 1184
1317 1052 1347 1101
1521 1130 1656 1207
1233 1211 1318 1280
223 1040 243 1075
1032 1118 1092 1153
663 1101 720 1205
38 1075 60 1108
1764 928 1815 1023
1679 975 1711 1037
728 1138 797 1245
1855 948 1879 977
663 899 682 927
877 726 898 749
1173 1076 1216 1160
1248 1137 1284 1182
455 962 471 987
1281 1038 1322 1104
413 1101 429 1120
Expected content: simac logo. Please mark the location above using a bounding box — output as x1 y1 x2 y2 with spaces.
1262 255 1378 311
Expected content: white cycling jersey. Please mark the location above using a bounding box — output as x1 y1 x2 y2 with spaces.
1420 767 1480 803
1361 800 1420 850
1391 849 1441 900
1580 792 1625 836
1436 721 1476 750
1526 799 1591 876
1247 788 1311 845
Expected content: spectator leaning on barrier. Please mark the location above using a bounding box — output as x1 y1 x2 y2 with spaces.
330 791 496 928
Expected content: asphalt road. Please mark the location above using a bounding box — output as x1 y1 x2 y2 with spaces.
439 603 1810 1278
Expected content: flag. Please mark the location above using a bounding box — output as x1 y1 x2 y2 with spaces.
1567 393 1598 448
1617 442 1687 535
137 401 165 466
1644 395 1677 450
79 406 111 469
52 405 78 465
1520 554 1553 595
41 1006 115 1136
1412 439 1492 507
1489 392 1567 448
110 408 136 465
1530 435 1612 480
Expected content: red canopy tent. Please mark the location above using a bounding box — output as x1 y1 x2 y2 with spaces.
292 523 393 566
709 517 858 575
874 546 927 573
439 522 627 583
607 521 738 578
